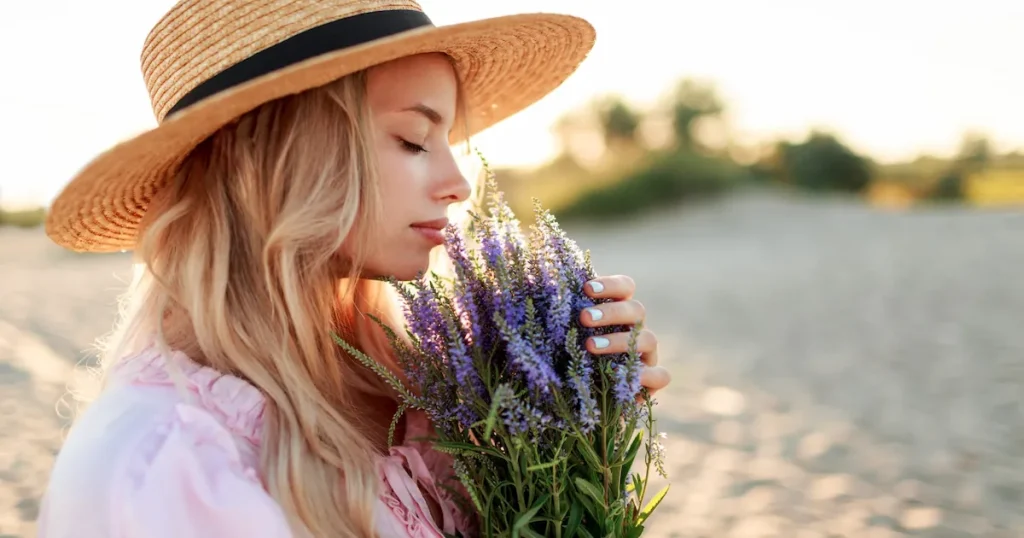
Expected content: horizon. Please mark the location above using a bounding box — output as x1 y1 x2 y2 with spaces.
2 0 1022 208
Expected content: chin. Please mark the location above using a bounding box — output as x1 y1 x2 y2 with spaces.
390 267 428 282
364 257 432 282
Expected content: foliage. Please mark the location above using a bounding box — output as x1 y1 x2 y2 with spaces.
929 169 966 201
666 79 724 152
594 96 642 148
775 132 874 193
0 207 46 228
555 151 744 222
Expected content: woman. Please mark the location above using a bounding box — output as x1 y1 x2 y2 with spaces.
39 1 672 536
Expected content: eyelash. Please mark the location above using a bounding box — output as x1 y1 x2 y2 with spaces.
398 138 428 154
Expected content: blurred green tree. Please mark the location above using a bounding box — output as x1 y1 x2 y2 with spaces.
554 151 743 222
777 131 873 193
958 132 991 169
667 79 724 151
931 169 966 200
924 132 992 201
593 95 642 149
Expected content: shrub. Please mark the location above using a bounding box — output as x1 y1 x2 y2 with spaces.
554 151 743 222
779 133 873 193
928 170 966 201
0 207 46 228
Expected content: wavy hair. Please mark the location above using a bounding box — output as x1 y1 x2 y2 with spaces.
86 63 474 536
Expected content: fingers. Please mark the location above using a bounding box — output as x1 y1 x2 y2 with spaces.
639 365 672 395
580 299 645 328
641 343 659 368
586 328 658 365
584 275 635 301
582 274 669 401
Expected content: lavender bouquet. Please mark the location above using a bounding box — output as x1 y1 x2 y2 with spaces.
334 164 668 537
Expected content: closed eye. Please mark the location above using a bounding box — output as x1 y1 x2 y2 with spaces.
398 138 428 154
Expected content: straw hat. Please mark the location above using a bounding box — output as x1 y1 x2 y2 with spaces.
45 0 595 253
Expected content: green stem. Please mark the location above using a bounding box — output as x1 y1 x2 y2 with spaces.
601 424 610 499
638 391 654 509
510 441 527 512
552 460 562 538
600 388 611 517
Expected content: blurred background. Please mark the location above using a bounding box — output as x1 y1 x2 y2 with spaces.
2 1 1024 536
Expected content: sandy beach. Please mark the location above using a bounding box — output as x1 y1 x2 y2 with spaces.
3 189 1023 537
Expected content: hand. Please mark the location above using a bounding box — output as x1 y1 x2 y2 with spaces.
579 275 671 400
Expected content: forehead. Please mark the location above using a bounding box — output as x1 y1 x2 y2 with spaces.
365 53 458 113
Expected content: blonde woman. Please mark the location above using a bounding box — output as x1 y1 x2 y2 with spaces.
38 1 672 536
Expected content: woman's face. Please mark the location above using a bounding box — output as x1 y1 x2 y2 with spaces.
346 53 471 281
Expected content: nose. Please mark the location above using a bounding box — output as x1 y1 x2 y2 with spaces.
434 154 472 204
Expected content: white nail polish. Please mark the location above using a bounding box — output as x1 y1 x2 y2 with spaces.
586 308 603 321
592 336 610 349
588 281 604 293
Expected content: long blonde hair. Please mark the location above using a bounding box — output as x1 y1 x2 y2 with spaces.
89 66 474 536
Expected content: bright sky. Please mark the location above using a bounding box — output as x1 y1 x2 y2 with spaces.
1 0 1022 207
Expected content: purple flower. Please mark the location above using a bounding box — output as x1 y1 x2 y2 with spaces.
334 168 671 535
611 359 641 411
381 177 647 449
545 270 573 352
489 190 526 261
500 398 555 438
444 311 484 424
444 225 485 346
395 280 448 360
497 314 561 394
565 333 600 434
478 216 506 271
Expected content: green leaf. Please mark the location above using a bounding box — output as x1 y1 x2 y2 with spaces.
627 472 642 495
608 500 626 520
330 332 419 405
432 441 507 461
574 485 599 521
387 403 406 448
606 434 618 464
564 499 583 538
511 494 549 538
481 385 504 440
574 437 604 472
623 431 643 465
525 457 564 472
574 477 608 511
626 526 645 538
636 484 670 525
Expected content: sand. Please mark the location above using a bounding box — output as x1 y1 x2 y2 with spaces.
3 189 1023 537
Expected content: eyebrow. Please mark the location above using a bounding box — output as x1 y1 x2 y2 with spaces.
402 103 444 125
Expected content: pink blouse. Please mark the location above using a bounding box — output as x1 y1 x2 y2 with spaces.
37 345 476 537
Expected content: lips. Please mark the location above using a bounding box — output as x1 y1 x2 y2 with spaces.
410 218 448 246
410 217 449 231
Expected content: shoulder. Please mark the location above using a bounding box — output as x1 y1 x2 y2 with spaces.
39 385 292 537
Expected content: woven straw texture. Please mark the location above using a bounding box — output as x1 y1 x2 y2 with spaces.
45 0 595 253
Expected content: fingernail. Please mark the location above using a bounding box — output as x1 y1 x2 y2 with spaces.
588 281 604 293
592 336 610 349
585 308 603 321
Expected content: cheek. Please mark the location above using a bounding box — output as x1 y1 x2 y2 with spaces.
376 148 423 215
375 155 403 203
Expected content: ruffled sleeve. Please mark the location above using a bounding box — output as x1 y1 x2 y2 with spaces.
113 404 293 538
374 409 479 537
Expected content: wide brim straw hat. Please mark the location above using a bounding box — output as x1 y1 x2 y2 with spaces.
45 0 595 253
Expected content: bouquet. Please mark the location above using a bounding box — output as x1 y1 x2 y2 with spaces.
334 162 669 537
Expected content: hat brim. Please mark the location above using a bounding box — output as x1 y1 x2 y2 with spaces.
45 13 595 253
